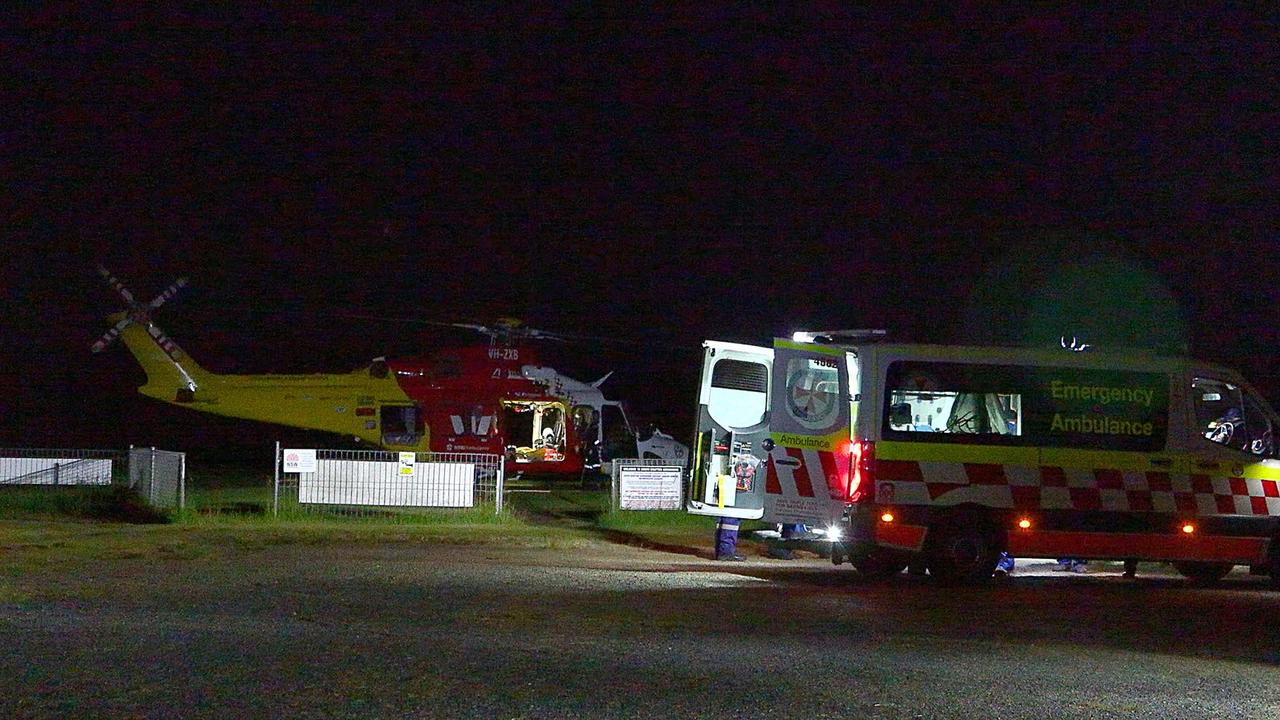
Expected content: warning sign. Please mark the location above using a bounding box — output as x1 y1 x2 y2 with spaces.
398 452 417 476
618 465 683 510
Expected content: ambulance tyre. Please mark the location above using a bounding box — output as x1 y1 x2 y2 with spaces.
854 549 909 580
925 522 1000 585
1173 561 1232 586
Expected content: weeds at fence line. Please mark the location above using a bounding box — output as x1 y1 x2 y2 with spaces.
0 485 170 524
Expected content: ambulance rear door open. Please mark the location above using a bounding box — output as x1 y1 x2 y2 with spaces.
766 339 854 525
688 341 772 519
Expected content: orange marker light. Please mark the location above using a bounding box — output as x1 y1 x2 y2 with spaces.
1017 518 1032 530
1181 523 1196 534
880 512 895 523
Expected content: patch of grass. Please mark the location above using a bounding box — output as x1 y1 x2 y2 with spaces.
0 485 169 524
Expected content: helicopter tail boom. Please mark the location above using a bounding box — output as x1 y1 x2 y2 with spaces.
111 311 214 402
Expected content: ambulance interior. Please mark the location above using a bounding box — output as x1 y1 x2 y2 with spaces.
501 400 567 462
889 390 1022 436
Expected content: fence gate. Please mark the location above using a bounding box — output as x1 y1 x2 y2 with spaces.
273 444 505 517
128 447 186 510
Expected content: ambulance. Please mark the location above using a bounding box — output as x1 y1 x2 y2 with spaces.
687 333 1280 586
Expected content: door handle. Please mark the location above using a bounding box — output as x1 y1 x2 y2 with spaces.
775 458 801 467
1196 461 1220 470
1148 458 1172 467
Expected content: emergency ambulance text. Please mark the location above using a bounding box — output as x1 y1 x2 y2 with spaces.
1049 381 1154 407
1050 413 1154 436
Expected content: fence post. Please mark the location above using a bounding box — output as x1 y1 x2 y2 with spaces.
272 441 280 518
611 462 619 512
52 462 60 485
496 454 505 514
149 447 157 505
178 452 186 511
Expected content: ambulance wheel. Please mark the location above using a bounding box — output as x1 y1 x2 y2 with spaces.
854 549 908 580
925 525 999 585
1174 561 1232 586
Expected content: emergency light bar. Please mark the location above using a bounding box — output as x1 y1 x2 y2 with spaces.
792 329 888 344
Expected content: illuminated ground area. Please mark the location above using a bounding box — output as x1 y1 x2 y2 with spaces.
2 538 1278 719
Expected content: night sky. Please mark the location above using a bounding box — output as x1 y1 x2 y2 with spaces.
4 7 1278 457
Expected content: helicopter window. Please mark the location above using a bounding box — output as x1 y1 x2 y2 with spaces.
380 404 423 446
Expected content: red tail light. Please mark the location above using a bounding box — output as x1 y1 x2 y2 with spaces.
848 439 874 503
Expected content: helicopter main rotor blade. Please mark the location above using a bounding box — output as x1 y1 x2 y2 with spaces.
149 277 189 309
97 265 136 306
91 316 132 353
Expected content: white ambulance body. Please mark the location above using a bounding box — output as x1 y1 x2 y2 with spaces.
688 337 1280 585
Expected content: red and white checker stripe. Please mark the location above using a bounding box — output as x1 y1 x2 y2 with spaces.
765 448 844 500
875 460 1280 517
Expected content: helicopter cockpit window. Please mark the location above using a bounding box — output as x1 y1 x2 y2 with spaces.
501 400 568 463
380 404 423 446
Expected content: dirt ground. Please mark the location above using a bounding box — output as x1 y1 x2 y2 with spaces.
3 531 1280 719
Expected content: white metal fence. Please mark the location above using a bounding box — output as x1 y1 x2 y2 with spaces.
0 448 122 485
273 445 505 517
128 447 186 510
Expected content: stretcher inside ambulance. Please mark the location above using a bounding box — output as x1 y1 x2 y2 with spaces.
687 336 1280 586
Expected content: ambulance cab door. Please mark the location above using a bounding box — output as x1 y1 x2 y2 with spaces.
687 342 772 519
767 339 852 524
1188 371 1280 510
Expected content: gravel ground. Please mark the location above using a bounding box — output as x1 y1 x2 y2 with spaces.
2 541 1279 719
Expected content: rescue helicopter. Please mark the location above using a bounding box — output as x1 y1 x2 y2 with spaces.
90 266 688 477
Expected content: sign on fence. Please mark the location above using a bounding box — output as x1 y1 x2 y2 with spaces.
617 464 683 510
275 445 504 516
398 452 416 476
283 449 317 473
298 460 476 507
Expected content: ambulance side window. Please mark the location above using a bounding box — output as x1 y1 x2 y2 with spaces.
708 359 769 429
883 362 1022 441
1195 377 1277 458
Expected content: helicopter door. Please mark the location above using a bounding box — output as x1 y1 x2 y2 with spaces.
687 341 772 519
501 400 568 463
